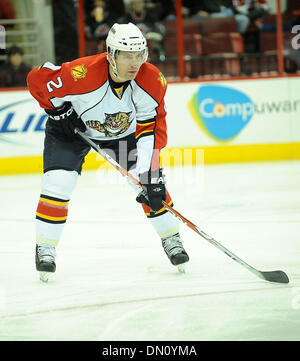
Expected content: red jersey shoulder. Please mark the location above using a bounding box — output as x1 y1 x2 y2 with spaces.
135 62 167 103
27 53 108 109
63 53 108 92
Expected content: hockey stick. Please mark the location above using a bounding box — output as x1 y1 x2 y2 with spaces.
75 129 289 284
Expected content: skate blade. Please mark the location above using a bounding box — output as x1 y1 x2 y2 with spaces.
177 264 186 274
39 272 51 283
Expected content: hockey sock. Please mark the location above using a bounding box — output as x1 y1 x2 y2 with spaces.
35 169 78 247
141 190 180 239
36 194 69 246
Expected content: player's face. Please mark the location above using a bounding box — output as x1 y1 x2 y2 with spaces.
114 51 145 81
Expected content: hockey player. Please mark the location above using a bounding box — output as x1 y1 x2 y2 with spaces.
27 22 189 281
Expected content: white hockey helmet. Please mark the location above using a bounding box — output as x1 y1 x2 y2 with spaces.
106 22 148 62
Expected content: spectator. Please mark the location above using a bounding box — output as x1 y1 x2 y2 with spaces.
143 0 176 21
0 45 31 87
183 0 228 17
183 0 250 34
232 0 269 28
86 0 124 40
124 0 157 33
124 0 164 59
0 0 16 63
85 0 125 20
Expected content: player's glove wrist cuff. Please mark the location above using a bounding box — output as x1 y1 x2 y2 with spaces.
45 102 75 121
139 168 166 185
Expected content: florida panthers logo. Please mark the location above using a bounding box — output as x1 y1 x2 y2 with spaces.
86 111 132 137
71 64 87 81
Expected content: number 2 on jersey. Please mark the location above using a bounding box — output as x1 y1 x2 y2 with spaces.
47 76 63 93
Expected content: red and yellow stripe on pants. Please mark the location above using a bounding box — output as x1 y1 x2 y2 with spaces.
141 189 173 218
36 194 69 224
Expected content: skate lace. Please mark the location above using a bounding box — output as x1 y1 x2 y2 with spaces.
162 233 184 256
37 244 56 263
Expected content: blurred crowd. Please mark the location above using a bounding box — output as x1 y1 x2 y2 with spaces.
83 0 279 58
85 0 270 40
84 0 176 58
0 45 31 87
0 0 31 87
0 0 299 87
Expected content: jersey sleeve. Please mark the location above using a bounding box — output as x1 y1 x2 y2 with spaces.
26 62 73 110
134 63 168 174
26 54 107 110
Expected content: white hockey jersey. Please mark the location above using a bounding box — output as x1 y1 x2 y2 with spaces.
27 53 168 174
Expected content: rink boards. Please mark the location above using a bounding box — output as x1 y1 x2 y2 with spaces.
0 76 300 174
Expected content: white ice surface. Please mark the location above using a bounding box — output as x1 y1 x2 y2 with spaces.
0 161 299 341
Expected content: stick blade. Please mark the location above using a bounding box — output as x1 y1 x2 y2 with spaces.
260 270 289 284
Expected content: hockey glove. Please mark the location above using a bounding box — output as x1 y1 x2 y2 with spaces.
45 102 86 140
136 168 166 212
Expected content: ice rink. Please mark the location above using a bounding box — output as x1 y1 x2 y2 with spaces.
0 160 299 341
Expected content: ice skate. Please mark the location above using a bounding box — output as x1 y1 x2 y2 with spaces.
162 233 189 273
35 244 56 282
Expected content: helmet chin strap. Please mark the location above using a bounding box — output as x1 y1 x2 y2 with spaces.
106 54 119 79
111 61 119 79
107 55 125 82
